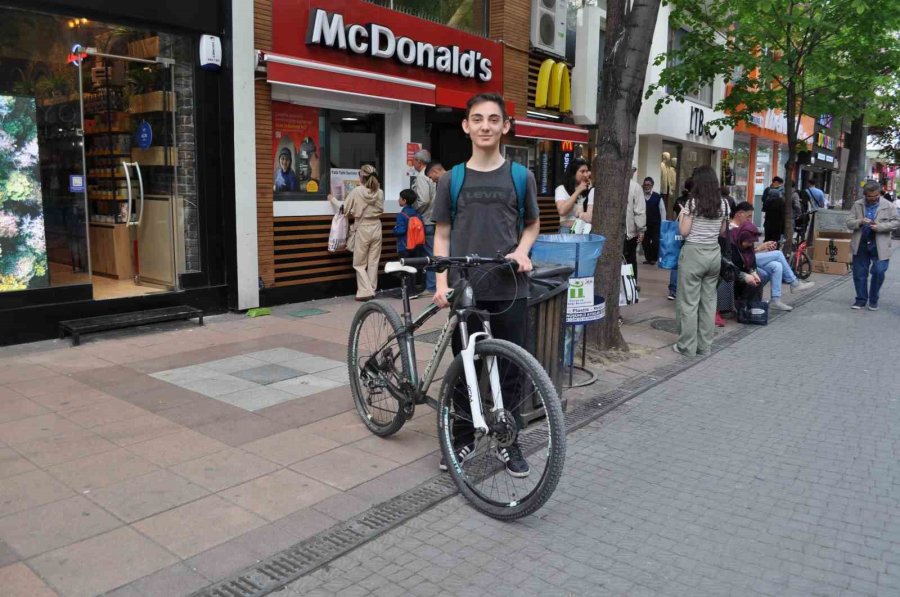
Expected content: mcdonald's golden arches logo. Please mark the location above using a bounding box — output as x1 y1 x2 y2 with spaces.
535 59 571 112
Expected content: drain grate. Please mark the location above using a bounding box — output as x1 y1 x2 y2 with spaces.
649 317 678 334
189 273 851 597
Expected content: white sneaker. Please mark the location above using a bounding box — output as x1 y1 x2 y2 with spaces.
770 300 793 312
790 280 815 293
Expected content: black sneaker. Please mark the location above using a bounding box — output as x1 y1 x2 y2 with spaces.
439 443 473 472
495 443 530 478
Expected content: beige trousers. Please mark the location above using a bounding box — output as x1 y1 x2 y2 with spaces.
675 242 720 356
352 219 382 298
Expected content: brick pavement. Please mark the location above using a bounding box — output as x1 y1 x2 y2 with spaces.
0 264 832 596
282 270 900 597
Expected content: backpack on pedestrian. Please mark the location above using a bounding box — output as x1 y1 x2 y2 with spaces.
402 210 426 250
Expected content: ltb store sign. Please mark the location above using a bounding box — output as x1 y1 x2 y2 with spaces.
306 9 493 81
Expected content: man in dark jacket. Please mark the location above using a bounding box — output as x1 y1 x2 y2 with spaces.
641 177 665 264
761 176 785 243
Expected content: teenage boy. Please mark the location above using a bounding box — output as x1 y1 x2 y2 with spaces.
431 93 540 477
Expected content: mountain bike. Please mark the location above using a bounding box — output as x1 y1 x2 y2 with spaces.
347 255 566 520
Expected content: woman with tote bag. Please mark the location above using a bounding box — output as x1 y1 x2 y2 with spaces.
343 165 385 301
673 166 729 356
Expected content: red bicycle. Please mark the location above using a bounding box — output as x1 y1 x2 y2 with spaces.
787 211 815 280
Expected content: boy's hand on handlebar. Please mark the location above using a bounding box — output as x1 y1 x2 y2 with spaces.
505 250 532 273
433 286 451 309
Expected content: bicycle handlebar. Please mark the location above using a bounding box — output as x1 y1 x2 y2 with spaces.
400 255 518 270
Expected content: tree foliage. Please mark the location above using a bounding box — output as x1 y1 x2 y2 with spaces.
651 0 900 244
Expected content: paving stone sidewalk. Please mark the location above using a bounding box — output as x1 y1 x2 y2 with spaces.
282 271 900 596
0 265 829 596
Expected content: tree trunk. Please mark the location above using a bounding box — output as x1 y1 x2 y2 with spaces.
587 0 662 351
783 86 799 255
842 113 866 209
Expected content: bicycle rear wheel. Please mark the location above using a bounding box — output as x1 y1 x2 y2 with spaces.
437 339 566 520
348 300 410 437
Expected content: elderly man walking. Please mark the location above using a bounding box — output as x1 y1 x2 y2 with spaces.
847 180 900 311
412 148 437 295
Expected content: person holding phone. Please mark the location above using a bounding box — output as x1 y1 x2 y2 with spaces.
554 158 594 233
847 180 900 310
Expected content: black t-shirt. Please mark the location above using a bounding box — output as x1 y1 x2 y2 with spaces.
432 161 539 300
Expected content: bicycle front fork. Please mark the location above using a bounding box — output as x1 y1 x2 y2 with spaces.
459 329 504 436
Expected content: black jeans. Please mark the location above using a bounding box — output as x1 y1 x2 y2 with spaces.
449 298 528 447
624 236 639 282
642 223 660 263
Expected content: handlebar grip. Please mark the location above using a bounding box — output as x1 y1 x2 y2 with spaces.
400 257 431 267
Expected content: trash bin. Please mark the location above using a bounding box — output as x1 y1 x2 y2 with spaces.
530 232 607 364
522 266 572 424
530 233 607 278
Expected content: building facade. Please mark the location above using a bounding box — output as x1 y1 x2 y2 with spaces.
0 0 235 345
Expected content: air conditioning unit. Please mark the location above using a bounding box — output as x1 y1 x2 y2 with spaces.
531 0 567 58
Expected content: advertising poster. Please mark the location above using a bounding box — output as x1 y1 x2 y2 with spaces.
329 168 360 202
0 95 48 292
272 102 321 197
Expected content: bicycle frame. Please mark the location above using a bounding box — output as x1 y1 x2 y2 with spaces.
388 274 506 435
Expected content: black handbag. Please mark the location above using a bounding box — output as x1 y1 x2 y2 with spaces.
735 300 769 325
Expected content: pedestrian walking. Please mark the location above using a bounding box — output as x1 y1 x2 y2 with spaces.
412 149 437 294
847 180 900 310
393 189 426 297
625 167 647 289
344 164 385 301
806 179 827 209
554 158 594 233
761 176 785 243
673 166 729 356
641 177 665 264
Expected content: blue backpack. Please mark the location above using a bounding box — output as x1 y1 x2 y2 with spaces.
449 161 529 233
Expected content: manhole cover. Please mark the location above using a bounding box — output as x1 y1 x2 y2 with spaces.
649 317 678 335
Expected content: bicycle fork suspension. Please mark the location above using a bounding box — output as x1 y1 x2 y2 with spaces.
459 331 503 435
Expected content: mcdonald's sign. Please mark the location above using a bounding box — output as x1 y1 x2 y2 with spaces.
535 59 571 112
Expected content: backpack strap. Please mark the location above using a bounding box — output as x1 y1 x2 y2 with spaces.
449 163 466 228
510 161 527 233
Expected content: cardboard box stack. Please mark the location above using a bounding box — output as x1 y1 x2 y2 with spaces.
811 227 851 275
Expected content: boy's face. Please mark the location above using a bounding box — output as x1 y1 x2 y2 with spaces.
462 101 510 151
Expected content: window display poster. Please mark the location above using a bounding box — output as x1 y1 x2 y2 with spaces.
0 95 48 292
329 168 360 202
406 142 420 188
272 102 321 196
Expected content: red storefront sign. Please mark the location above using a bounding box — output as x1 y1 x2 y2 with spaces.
269 0 503 107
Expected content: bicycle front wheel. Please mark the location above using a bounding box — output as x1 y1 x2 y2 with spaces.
348 300 410 437
437 339 566 520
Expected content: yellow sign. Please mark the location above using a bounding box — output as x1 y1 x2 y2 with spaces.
535 59 571 112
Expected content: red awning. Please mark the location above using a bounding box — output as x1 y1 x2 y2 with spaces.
264 52 436 106
513 118 589 143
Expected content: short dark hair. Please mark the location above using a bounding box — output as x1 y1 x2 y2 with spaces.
643 177 654 185
772 176 784 184
399 189 417 204
425 162 443 175
734 201 753 213
465 93 508 120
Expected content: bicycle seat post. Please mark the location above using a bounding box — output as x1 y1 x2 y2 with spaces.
399 273 413 327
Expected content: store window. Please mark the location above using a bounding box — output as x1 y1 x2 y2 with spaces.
755 143 773 200
272 103 384 202
365 1 489 36
730 140 751 203
0 6 198 295
667 28 713 107
679 146 714 190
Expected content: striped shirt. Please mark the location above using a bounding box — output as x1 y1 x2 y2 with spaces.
683 198 728 244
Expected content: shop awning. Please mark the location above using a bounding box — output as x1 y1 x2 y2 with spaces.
513 118 590 143
264 52 436 106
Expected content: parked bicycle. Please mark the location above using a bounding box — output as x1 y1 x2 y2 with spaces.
347 255 566 520
786 210 816 280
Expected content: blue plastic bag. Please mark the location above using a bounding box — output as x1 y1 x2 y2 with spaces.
658 220 683 270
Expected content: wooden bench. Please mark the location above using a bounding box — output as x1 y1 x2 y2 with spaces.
59 306 204 346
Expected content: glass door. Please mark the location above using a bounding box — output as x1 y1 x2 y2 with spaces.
76 46 178 299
